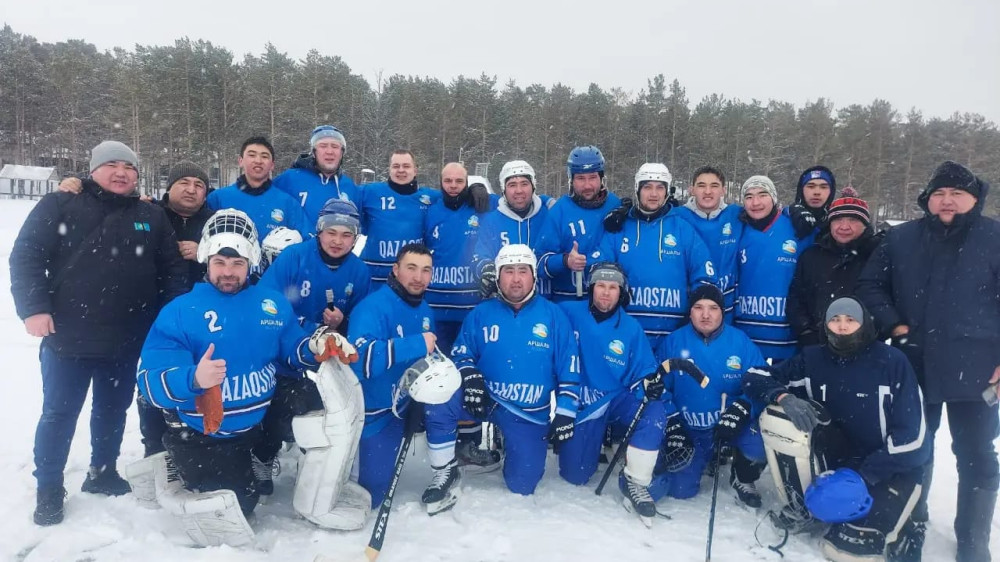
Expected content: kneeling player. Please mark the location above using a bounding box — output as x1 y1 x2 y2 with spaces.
744 297 930 561
422 244 580 514
136 210 358 546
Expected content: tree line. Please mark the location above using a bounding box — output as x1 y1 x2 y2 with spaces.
1 24 998 219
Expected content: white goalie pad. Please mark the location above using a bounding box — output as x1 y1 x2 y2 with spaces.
123 451 168 509
292 359 369 530
759 403 826 506
157 487 254 547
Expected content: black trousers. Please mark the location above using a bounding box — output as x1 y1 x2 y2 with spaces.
163 425 260 515
252 376 323 463
137 393 167 457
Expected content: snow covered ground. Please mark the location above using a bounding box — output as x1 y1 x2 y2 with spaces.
0 198 996 562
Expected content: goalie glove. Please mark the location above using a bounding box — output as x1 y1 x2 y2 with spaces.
195 385 224 435
308 326 359 364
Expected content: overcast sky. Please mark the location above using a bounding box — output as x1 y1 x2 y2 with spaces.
3 0 998 123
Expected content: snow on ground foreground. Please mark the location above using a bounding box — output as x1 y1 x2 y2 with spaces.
0 199 995 562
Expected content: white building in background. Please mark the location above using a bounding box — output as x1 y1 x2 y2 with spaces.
0 165 60 199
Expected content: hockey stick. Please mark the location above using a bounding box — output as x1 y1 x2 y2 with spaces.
574 270 584 297
595 399 648 496
705 393 727 562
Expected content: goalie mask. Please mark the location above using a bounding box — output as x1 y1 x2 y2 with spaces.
400 351 462 405
261 226 302 268
197 209 262 267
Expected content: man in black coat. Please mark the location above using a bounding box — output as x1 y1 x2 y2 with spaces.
9 140 189 526
787 188 882 348
158 161 215 289
856 161 1000 562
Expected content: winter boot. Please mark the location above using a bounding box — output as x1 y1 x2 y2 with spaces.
730 468 763 508
955 486 996 562
821 523 887 561
252 454 277 496
33 486 66 526
455 440 502 475
422 459 461 516
81 465 131 496
887 519 926 562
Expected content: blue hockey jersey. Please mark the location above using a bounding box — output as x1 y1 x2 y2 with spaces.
539 192 622 302
743 342 930 483
256 239 371 330
596 210 718 340
559 300 672 422
207 178 310 239
137 283 316 436
424 199 483 323
273 166 361 226
451 296 580 424
473 195 561 295
674 203 744 319
734 212 799 359
357 182 439 284
656 322 765 430
347 284 435 436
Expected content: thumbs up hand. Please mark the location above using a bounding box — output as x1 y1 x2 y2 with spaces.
194 343 227 389
565 241 587 272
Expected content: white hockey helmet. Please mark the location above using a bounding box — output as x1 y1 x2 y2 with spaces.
261 226 303 268
634 163 673 196
495 243 537 279
467 175 494 195
499 160 536 193
401 351 462 405
197 208 262 267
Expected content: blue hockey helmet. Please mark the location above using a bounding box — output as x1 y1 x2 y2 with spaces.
316 197 360 234
804 468 873 523
566 146 606 190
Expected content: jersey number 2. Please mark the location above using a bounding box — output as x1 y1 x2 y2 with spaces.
204 311 222 333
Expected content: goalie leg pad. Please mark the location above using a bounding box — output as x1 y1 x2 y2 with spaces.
159 487 254 547
123 451 167 509
293 360 368 530
760 404 825 507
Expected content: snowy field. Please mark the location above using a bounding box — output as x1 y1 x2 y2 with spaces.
0 198 996 562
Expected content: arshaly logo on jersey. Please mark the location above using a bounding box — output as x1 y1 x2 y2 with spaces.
608 340 625 356
261 299 278 315
726 355 742 370
419 194 432 205
422 317 431 331
722 222 732 236
781 240 797 254
467 215 480 228
345 283 354 297
663 234 678 247
532 323 549 339
271 209 284 223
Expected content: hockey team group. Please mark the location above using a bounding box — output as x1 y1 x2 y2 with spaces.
9 124 1000 562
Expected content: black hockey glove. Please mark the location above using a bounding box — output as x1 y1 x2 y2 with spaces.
548 413 575 452
715 399 752 442
478 262 498 299
786 202 822 239
777 394 820 433
661 357 710 388
602 198 633 233
642 369 665 401
461 368 493 419
469 183 491 213
661 417 694 472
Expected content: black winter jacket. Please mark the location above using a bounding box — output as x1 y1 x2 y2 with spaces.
856 180 1000 403
10 179 189 359
157 193 214 289
786 229 883 347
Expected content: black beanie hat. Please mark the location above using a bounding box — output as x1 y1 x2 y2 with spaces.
688 284 724 313
166 161 209 191
923 160 980 199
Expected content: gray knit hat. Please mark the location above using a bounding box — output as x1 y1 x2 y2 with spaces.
166 161 209 190
825 297 864 324
89 140 138 172
740 175 778 205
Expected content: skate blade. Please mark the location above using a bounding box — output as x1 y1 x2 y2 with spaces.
621 497 653 528
457 462 501 476
426 489 460 517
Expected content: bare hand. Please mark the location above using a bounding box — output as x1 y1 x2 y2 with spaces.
194 343 226 389
565 241 587 272
58 177 82 194
990 366 1000 401
892 325 910 337
177 241 199 261
422 332 437 355
322 306 344 329
25 313 55 337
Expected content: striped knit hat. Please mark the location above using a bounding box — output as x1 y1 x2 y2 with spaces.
827 187 870 227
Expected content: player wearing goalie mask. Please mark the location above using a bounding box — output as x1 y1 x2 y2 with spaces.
422 244 580 514
743 297 929 562
135 209 360 547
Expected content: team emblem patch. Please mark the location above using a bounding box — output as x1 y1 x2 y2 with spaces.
271 209 285 223
781 240 798 254
261 299 278 315
532 323 549 339
663 234 678 247
810 170 823 179
422 317 431 331
722 222 732 236
340 193 350 201
726 355 742 370
420 194 432 205
468 215 480 228
608 339 625 356
345 283 354 297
